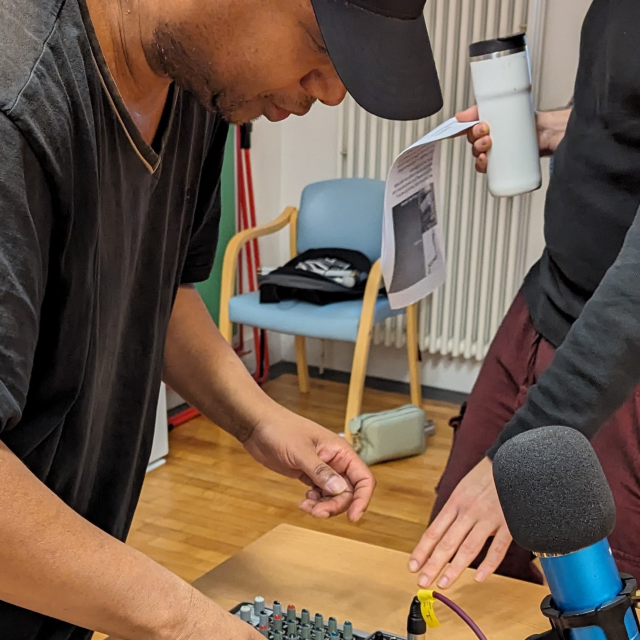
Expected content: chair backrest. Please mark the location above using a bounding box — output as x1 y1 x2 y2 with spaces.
296 178 385 263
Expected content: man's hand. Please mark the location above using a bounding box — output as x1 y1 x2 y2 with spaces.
164 286 375 521
243 407 375 522
456 105 572 173
408 457 511 589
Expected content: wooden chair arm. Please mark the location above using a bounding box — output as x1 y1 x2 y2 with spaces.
218 206 297 342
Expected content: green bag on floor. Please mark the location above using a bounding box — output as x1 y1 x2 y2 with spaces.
348 404 427 466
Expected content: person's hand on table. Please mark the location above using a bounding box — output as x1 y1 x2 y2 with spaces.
456 105 572 173
408 457 511 589
242 407 375 522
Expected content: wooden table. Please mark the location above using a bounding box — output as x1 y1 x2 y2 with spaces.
192 524 549 640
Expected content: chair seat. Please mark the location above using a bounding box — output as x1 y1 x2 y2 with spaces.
228 292 403 342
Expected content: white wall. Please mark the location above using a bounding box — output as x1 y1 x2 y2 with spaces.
247 105 342 367
248 0 592 394
537 0 592 111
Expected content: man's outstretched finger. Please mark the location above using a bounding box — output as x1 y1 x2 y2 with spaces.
474 526 512 582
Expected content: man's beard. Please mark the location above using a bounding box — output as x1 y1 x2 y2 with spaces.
148 24 317 124
148 23 226 116
212 91 317 125
210 91 255 124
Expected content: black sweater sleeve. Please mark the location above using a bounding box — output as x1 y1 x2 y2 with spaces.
487 204 640 459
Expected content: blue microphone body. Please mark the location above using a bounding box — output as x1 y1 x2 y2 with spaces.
492 427 640 640
539 539 639 640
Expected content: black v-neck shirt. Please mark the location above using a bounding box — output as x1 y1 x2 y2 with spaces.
0 0 227 637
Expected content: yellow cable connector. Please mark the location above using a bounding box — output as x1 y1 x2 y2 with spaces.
417 590 441 628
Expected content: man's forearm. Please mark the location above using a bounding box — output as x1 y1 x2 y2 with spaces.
163 285 280 442
0 440 199 640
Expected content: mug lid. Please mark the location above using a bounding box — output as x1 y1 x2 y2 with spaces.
469 32 526 59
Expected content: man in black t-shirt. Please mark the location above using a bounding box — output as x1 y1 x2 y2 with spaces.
409 0 640 592
0 0 443 638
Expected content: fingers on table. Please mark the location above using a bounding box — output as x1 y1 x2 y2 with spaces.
416 512 480 588
408 506 458 574
475 526 512 582
410 514 512 589
437 521 498 588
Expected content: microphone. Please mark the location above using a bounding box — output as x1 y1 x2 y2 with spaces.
492 426 640 640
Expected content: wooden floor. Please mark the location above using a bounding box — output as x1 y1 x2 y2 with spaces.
94 374 459 639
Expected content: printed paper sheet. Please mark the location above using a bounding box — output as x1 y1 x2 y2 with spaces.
381 117 479 309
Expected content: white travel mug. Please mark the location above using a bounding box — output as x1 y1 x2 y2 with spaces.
469 33 541 198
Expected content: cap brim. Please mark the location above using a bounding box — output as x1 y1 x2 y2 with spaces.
311 0 443 121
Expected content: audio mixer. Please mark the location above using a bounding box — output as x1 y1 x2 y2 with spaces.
231 597 407 640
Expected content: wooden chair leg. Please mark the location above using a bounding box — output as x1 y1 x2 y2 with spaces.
344 259 383 443
344 331 374 444
295 336 310 394
406 303 422 407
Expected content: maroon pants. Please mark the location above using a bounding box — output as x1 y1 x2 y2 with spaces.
431 290 640 584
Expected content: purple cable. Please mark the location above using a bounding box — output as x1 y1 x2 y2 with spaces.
432 591 489 640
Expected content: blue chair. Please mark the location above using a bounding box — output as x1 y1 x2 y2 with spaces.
219 178 422 441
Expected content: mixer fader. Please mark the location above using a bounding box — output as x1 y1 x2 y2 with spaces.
231 598 406 640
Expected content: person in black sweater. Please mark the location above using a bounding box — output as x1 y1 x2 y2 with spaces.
410 0 640 590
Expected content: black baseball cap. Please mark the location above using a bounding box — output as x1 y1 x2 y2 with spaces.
310 0 443 121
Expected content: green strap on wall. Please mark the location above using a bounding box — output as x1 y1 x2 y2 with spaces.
195 126 236 326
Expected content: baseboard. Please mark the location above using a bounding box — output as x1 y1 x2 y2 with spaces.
267 361 468 406
167 361 468 432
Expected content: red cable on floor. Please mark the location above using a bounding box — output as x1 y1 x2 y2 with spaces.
167 406 200 429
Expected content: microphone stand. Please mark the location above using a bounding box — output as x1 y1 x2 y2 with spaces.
530 575 639 640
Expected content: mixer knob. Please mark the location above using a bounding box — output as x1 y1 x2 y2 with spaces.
254 596 266 616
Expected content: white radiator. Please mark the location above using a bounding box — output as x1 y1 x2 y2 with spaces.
338 0 546 361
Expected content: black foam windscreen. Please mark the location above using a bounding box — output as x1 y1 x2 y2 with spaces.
492 426 616 555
